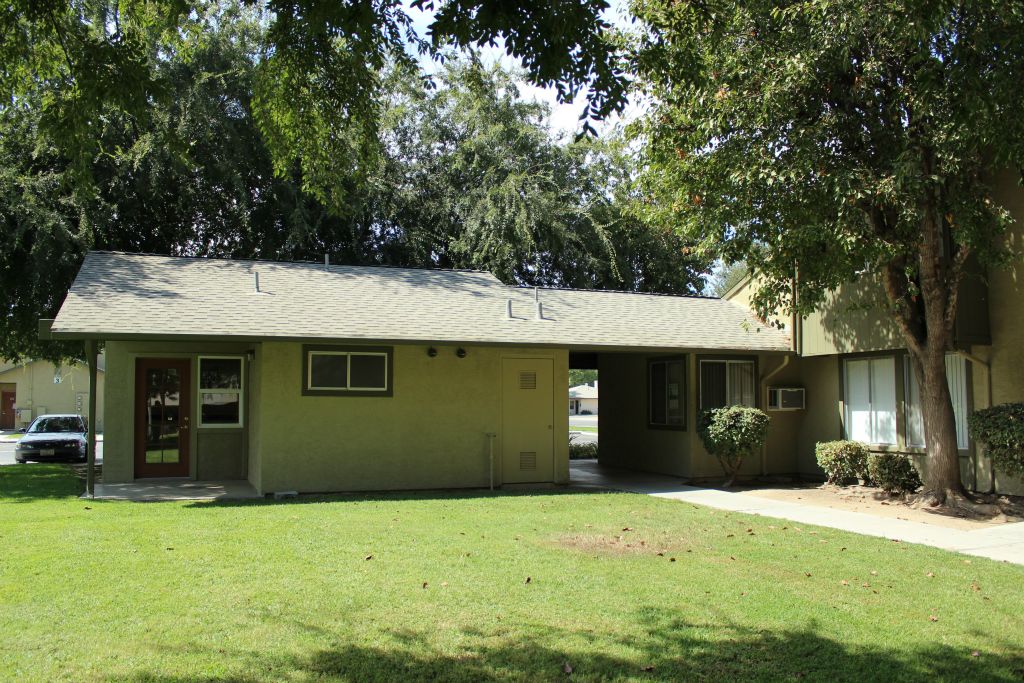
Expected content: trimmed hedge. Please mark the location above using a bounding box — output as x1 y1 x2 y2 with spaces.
815 440 870 485
867 453 921 494
969 403 1024 478
698 406 770 486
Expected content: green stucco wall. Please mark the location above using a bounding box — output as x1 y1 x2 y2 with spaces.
102 340 254 485
253 342 568 494
597 351 801 482
103 340 569 493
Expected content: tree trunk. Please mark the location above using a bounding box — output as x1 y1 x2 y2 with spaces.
909 347 965 503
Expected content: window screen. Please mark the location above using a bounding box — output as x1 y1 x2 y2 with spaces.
905 354 969 450
843 357 896 445
305 347 391 395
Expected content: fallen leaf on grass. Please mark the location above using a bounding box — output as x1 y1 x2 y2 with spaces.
971 651 980 657
669 557 676 562
929 615 939 622
870 570 878 576
422 582 429 589
562 662 573 674
525 576 532 584
641 664 655 672
364 555 373 561
926 572 935 578
840 580 849 586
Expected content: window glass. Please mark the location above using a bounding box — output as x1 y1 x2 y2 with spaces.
310 354 348 389
650 362 667 425
198 357 243 427
905 354 969 450
349 354 387 390
700 360 755 410
200 358 241 389
201 393 240 425
649 359 685 427
843 357 896 445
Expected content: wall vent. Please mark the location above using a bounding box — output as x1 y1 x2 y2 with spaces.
519 452 537 470
519 371 537 390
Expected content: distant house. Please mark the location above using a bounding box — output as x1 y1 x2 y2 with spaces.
569 382 598 415
46 251 787 494
0 358 105 431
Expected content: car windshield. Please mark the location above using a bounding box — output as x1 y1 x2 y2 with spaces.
28 417 84 434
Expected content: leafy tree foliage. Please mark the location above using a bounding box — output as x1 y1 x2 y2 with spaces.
0 6 704 362
706 260 748 297
0 0 628 197
569 369 598 386
633 0 1024 504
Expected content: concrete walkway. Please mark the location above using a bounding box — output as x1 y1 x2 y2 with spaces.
91 479 260 502
571 460 1024 565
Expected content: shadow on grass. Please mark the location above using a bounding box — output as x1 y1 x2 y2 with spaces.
112 612 1024 682
182 486 620 509
0 464 81 501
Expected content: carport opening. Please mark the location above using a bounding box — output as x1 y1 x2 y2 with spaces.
568 352 599 461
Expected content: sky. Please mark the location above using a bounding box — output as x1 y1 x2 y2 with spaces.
403 0 641 140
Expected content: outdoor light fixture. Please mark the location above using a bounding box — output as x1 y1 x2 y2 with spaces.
456 348 467 358
427 347 438 357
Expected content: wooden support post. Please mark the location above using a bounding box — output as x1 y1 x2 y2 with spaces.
85 339 98 498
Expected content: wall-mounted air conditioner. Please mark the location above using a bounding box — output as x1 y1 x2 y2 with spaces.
767 387 805 411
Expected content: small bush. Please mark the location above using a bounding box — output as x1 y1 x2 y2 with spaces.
969 403 1024 478
569 433 598 459
580 410 593 415
867 453 921 494
697 406 770 486
815 441 870 485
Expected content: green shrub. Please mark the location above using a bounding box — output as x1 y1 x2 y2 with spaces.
815 440 870 485
697 406 770 487
969 403 1024 478
867 453 922 494
568 433 599 459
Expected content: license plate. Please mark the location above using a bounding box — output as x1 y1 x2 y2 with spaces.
41 449 55 456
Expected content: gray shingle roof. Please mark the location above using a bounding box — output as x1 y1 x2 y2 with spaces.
50 252 791 352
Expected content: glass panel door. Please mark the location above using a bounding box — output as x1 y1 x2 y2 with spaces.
135 358 191 477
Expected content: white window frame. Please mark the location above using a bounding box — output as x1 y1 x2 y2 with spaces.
197 355 244 428
699 359 756 410
306 351 389 392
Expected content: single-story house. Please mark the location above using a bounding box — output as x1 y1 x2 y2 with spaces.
45 251 791 495
0 358 105 431
569 382 598 415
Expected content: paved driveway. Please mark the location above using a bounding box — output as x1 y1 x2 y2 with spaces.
570 459 1024 566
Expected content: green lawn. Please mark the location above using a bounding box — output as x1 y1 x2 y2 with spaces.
1 466 1022 682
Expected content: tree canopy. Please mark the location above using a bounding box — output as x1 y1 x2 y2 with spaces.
632 0 1024 503
0 4 704 362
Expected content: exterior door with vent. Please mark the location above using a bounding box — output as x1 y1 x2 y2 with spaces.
501 358 554 484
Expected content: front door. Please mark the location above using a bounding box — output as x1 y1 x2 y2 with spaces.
135 358 191 478
0 391 15 429
502 358 554 484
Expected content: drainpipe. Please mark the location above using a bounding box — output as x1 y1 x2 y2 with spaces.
486 432 497 490
958 350 991 493
759 355 792 477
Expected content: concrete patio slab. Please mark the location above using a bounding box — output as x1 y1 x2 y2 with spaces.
570 460 1024 566
90 479 260 502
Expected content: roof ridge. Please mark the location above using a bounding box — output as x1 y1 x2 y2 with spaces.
510 284 720 301
86 251 496 276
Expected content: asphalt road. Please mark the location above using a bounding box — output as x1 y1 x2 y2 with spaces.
569 414 599 444
0 437 103 466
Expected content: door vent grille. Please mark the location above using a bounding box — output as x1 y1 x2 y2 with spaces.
519 371 537 390
519 452 537 470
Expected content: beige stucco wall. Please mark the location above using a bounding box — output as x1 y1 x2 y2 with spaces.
569 397 598 414
970 169 1024 495
597 350 802 481
253 342 569 494
0 359 104 430
102 341 254 484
